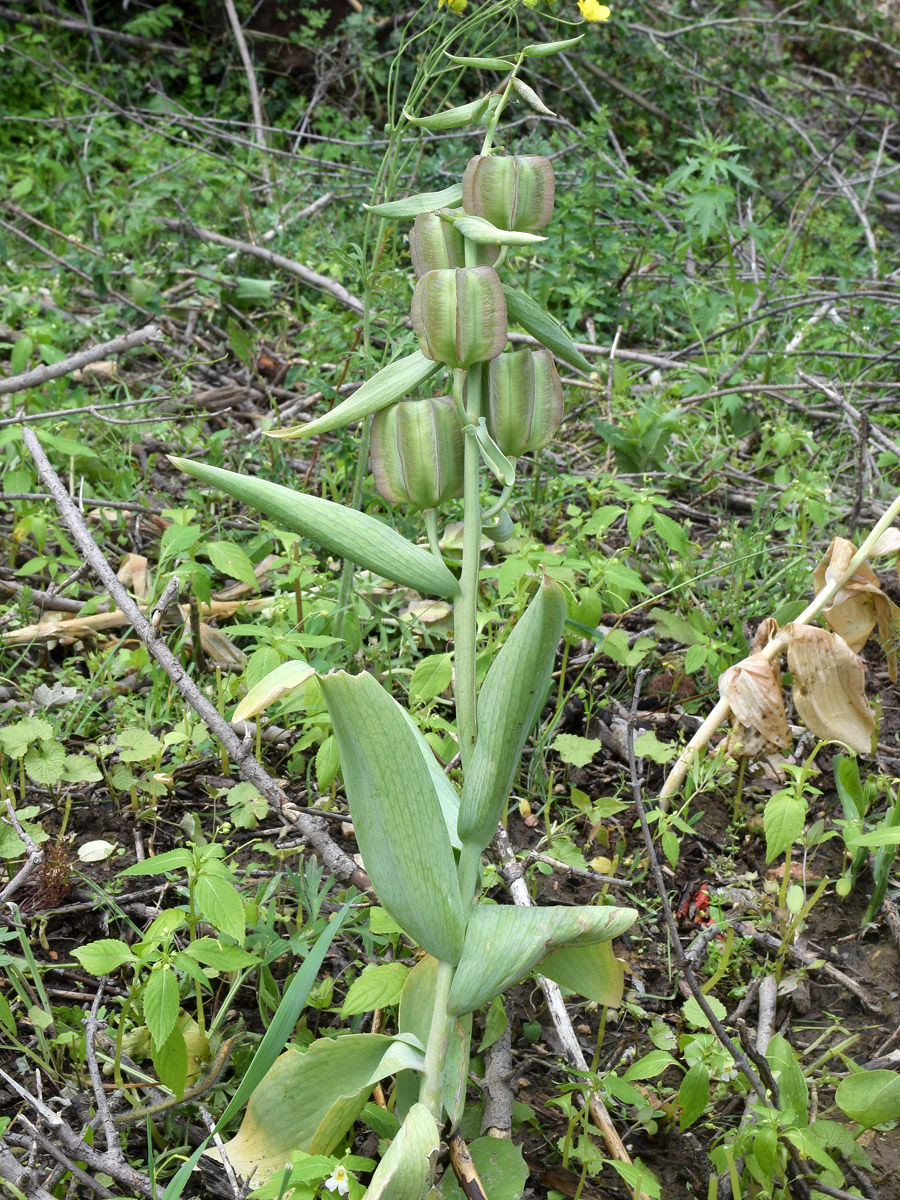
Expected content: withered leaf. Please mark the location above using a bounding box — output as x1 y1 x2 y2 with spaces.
785 624 874 754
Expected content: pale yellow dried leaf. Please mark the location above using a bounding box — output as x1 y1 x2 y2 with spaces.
749 617 780 655
719 653 791 756
785 624 875 754
870 528 900 557
813 536 898 662
197 623 246 667
116 553 151 600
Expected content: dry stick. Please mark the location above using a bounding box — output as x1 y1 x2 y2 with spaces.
624 680 813 1200
447 1132 489 1200
0 1145 60 1200
0 799 44 903
160 218 365 315
0 325 164 397
84 986 119 1158
21 426 371 895
490 827 651 1199
0 394 170 429
658 489 900 805
222 0 271 203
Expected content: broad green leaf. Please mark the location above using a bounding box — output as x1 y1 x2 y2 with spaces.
479 994 508 1053
153 1027 188 1100
366 1103 440 1200
623 1050 679 1081
0 807 48 858
183 938 260 971
163 902 352 1200
396 955 438 1120
144 966 179 1050
63 754 104 784
440 1136 528 1200
233 659 315 722
608 1161 661 1199
72 938 135 976
633 730 679 764
23 739 65 785
0 716 53 757
120 848 193 876
835 1069 900 1128
340 963 410 1017
764 790 807 862
207 1035 415 1181
682 995 727 1030
501 285 592 372
459 578 566 850
204 540 259 590
847 826 900 848
315 735 340 792
194 874 246 945
766 1033 808 1126
551 733 601 768
117 728 163 762
408 653 453 705
678 1062 709 1129
365 183 464 216
169 458 460 600
320 671 465 963
448 903 637 1014
268 351 440 440
540 940 625 1007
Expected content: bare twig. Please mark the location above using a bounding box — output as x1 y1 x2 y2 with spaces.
0 800 45 904
160 218 365 315
0 325 164 396
222 0 271 202
20 425 371 894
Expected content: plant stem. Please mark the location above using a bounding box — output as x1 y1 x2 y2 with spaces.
454 364 483 771
419 959 454 1119
457 841 482 906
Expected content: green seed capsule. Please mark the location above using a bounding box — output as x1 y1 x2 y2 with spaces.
410 267 508 369
370 395 465 510
486 348 563 455
409 212 500 277
462 155 555 233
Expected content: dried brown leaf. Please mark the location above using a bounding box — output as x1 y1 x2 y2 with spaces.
785 624 874 754
719 653 791 758
117 553 151 600
749 617 780 655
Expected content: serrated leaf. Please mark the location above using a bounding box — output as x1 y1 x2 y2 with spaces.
408 653 453 705
120 848 193 877
170 458 460 600
204 540 259 590
551 733 602 768
153 1027 188 1100
682 994 726 1029
72 938 135 975
0 716 53 757
319 671 465 963
23 739 65 785
448 903 637 1014
633 730 679 763
510 76 555 116
183 938 260 970
194 874 246 945
341 963 410 1017
117 727 163 762
144 966 179 1049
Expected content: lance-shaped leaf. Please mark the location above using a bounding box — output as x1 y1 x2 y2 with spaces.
785 624 875 754
365 1103 440 1200
471 416 517 487
364 183 464 217
319 671 466 964
397 707 462 851
522 35 585 56
395 955 470 1124
502 284 592 372
813 536 898 679
718 652 791 758
233 660 315 722
401 93 500 131
541 940 626 1008
458 577 566 851
169 459 459 600
452 214 547 247
447 903 637 1015
267 351 440 441
205 1035 422 1182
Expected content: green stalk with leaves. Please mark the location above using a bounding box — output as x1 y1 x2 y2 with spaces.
172 27 636 1199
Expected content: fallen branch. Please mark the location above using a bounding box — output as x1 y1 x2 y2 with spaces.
222 0 271 203
160 218 365 315
21 425 371 895
0 325 164 397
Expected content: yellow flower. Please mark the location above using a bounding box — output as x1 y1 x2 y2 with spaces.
578 0 611 20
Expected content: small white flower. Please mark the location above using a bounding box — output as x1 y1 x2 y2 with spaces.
324 1165 351 1196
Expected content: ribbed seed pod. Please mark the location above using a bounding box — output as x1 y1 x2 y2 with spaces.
370 396 465 510
486 348 563 456
462 155 555 232
410 267 508 369
409 212 499 277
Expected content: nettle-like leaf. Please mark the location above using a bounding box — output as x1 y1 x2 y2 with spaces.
319 671 466 964
784 624 875 754
206 1036 424 1182
170 458 460 601
341 963 410 1018
447 903 637 1015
